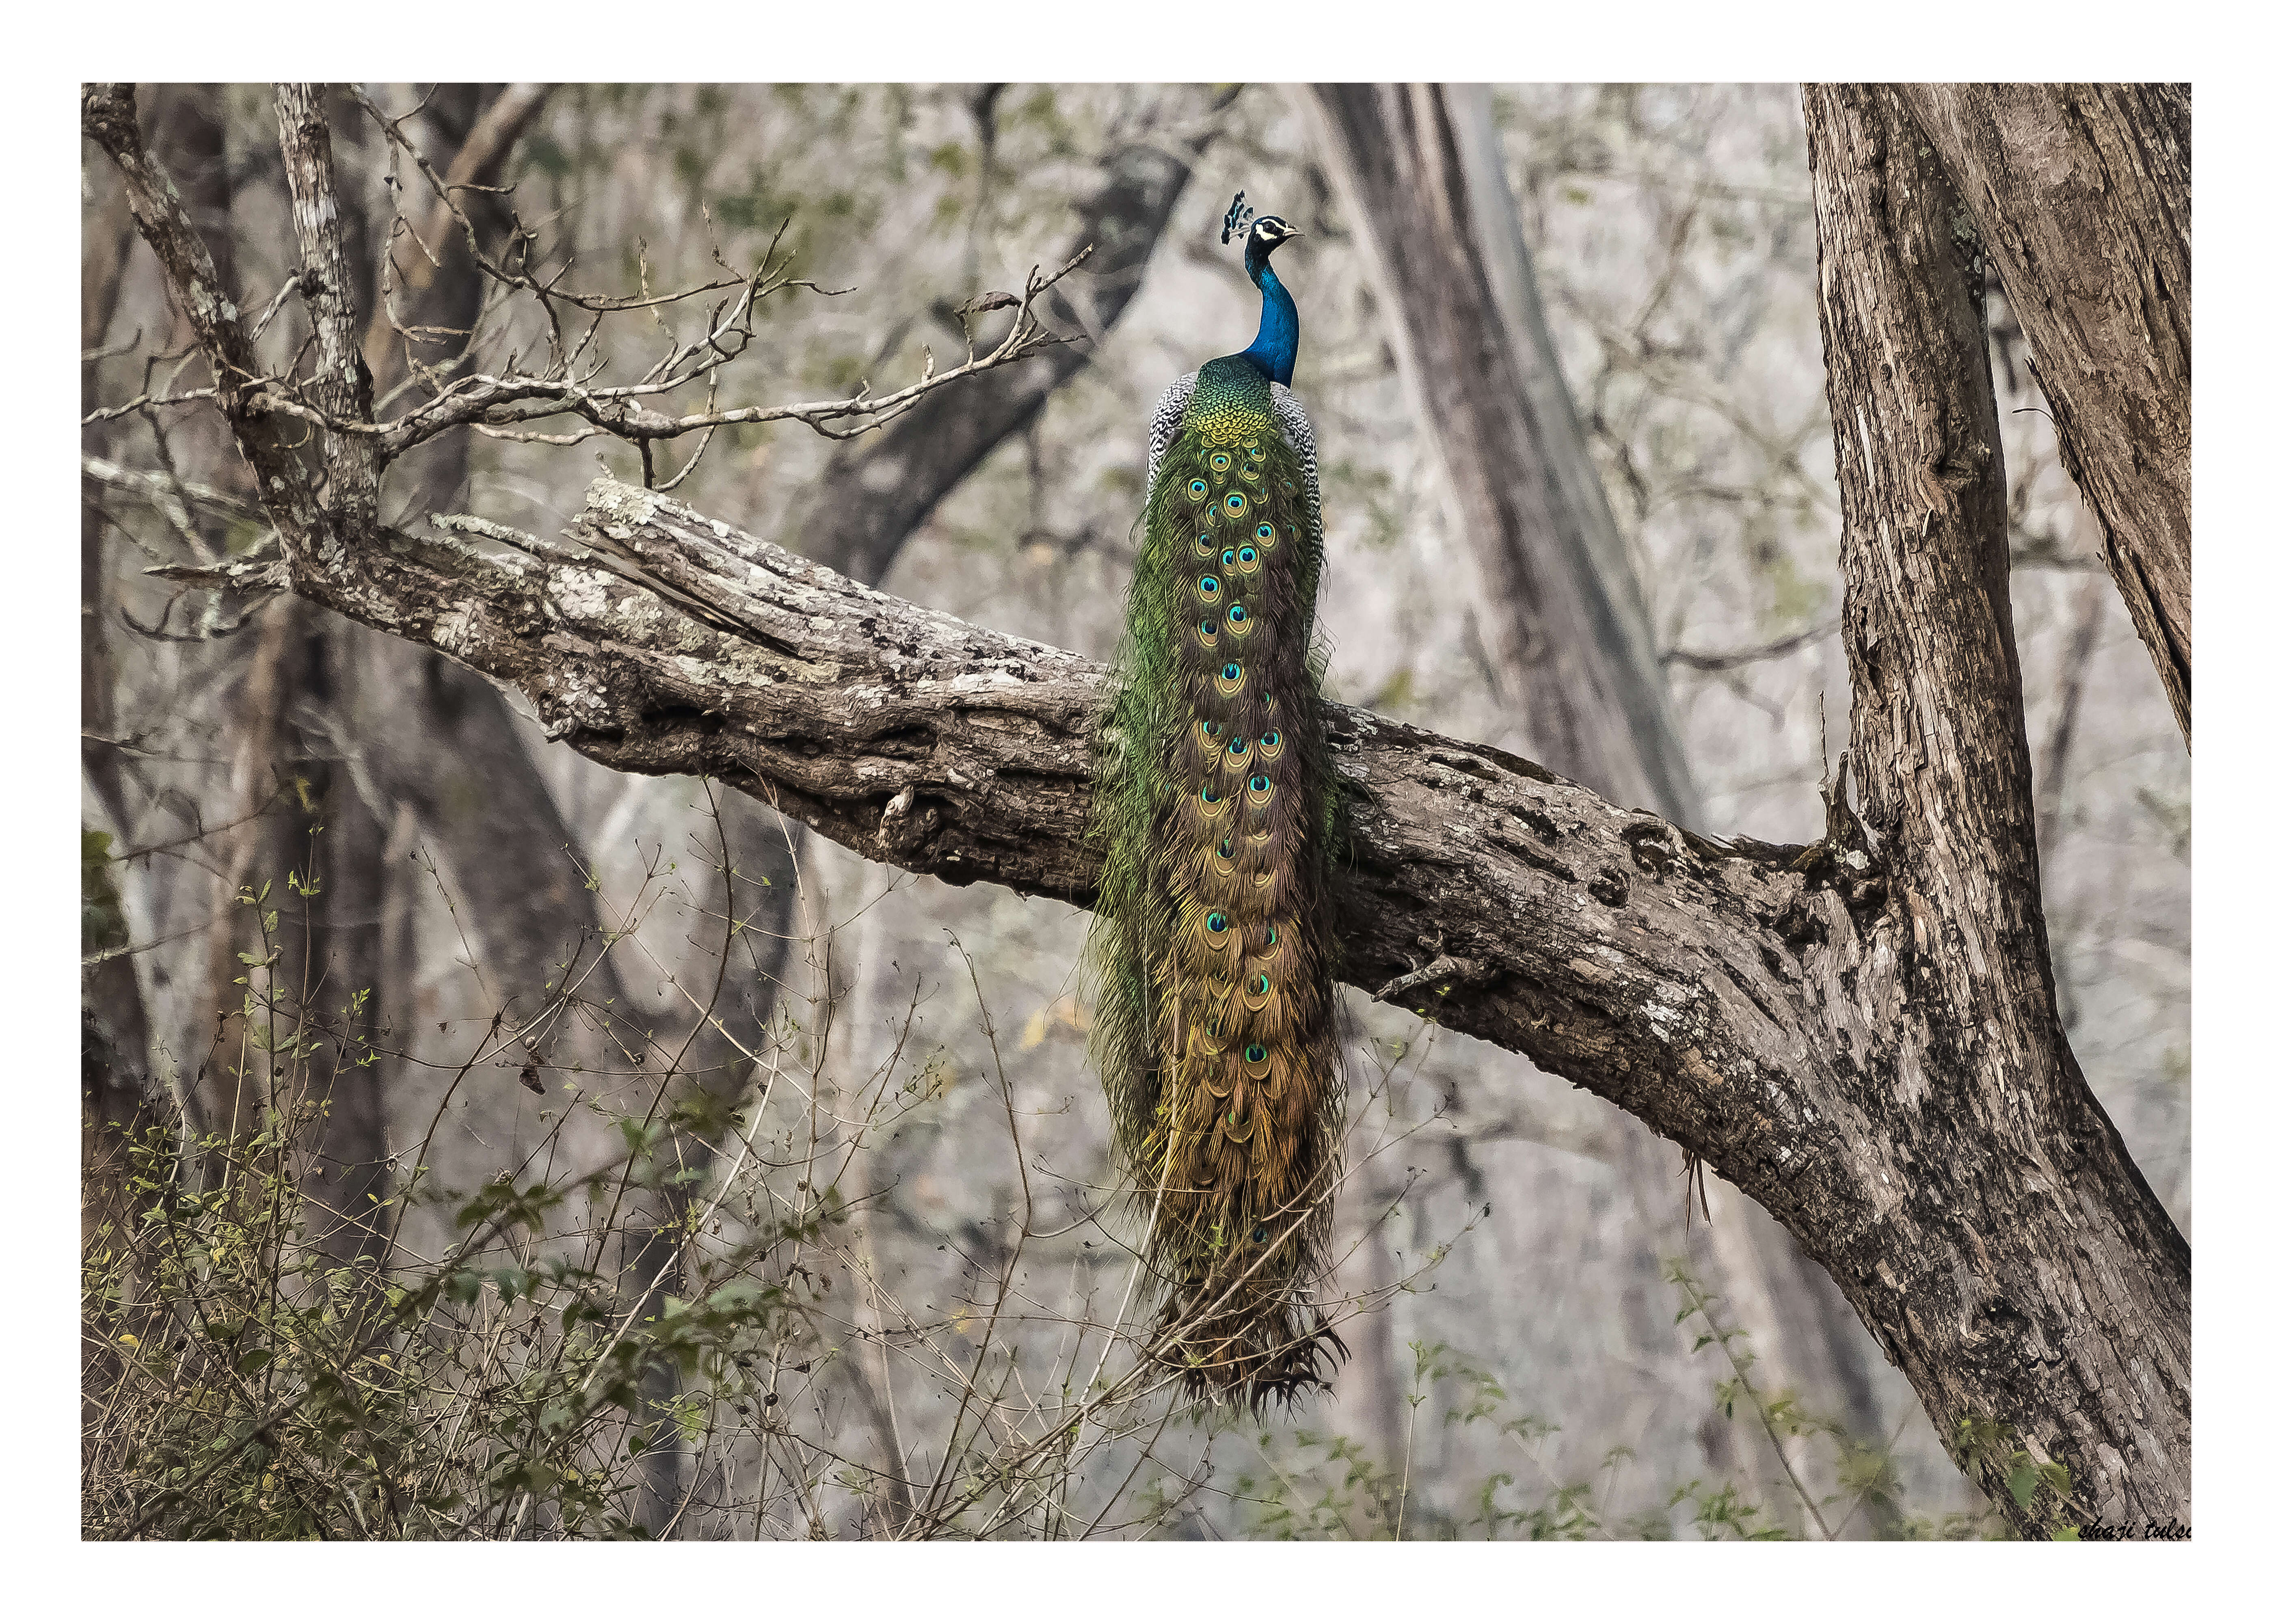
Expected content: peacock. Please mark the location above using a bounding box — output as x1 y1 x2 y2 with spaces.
1086 193 1345 1409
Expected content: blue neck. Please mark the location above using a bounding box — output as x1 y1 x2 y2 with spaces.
1240 247 1299 387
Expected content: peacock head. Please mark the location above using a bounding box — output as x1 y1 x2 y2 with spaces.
1221 191 1303 272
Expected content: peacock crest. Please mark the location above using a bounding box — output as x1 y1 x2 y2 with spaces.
1084 192 1342 1411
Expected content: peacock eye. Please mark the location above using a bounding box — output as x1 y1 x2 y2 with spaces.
1228 605 1248 625
1239 547 1258 565
1255 523 1274 542
1225 492 1247 515
1202 719 1221 737
1210 451 1232 473
1265 926 1279 947
1200 620 1217 636
1250 775 1270 794
1200 575 1220 593
1222 549 1237 568
1251 1224 1268 1243
1187 478 1208 501
1262 731 1280 748
1206 912 1228 933
1228 736 1246 753
1250 974 1270 995
1200 784 1219 803
1217 838 1233 859
1244 1043 1268 1064
1221 663 1241 681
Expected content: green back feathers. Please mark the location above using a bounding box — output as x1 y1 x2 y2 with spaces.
1085 357 1344 1409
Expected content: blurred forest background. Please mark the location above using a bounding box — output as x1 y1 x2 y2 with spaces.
80 83 2188 1539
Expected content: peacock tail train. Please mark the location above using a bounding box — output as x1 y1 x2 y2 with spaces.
1085 199 1344 1409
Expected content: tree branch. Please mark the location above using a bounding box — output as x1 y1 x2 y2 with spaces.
360 82 555 384
275 84 383 529
82 84 330 553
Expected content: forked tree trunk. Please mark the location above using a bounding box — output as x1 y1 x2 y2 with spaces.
1803 82 2188 1533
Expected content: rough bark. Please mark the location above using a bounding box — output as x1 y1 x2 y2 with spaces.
1803 83 2188 1533
92 80 2191 1532
1897 84 2191 745
83 85 333 558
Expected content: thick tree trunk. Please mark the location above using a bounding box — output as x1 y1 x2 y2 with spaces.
81 142 174 1153
1803 83 2188 1533
1897 84 2191 745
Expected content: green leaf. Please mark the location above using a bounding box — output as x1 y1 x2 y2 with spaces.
235 1347 275 1375
2008 1460 2040 1512
2052 1525 2080 1540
